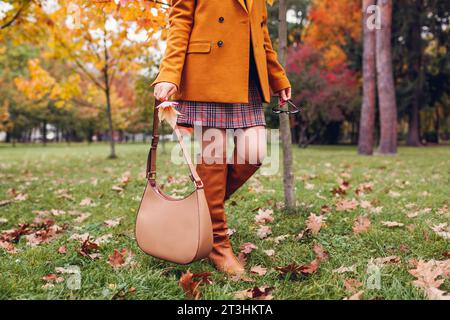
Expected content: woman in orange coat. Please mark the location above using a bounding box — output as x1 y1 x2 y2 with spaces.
152 0 291 276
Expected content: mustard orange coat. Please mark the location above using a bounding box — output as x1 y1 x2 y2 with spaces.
151 0 291 104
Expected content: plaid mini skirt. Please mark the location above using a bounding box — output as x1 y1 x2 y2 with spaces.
174 67 266 129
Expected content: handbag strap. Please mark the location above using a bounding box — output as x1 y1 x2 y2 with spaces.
147 99 204 189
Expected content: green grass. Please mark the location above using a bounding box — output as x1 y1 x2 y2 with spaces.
0 142 449 300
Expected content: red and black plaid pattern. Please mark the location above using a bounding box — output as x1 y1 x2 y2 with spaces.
175 71 266 129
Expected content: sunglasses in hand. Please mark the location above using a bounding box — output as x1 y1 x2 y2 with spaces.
272 99 302 115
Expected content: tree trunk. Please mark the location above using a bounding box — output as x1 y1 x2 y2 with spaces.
103 29 117 159
358 0 377 155
434 106 440 144
406 0 423 146
376 0 397 154
42 120 47 146
278 0 295 210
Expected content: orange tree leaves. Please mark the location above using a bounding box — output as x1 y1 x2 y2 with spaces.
303 0 362 68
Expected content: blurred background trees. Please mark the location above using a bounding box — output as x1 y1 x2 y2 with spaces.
0 0 448 152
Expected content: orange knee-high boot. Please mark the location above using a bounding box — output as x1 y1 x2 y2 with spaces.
196 162 245 275
224 163 262 201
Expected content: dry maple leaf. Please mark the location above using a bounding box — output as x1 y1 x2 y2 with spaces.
409 259 450 300
55 189 75 201
108 249 135 269
275 260 320 278
381 221 405 228
94 234 113 245
264 249 275 257
305 213 325 235
256 225 272 239
0 199 13 207
234 286 273 300
300 259 320 274
344 278 363 294
108 249 125 267
276 242 328 279
372 255 401 266
271 234 290 244
0 240 17 253
68 233 90 242
388 190 401 198
407 211 419 218
254 208 274 225
119 171 131 186
25 224 66 247
237 252 247 266
431 223 450 239
191 272 214 285
331 180 350 196
238 242 258 266
305 183 314 190
359 200 373 209
229 272 254 283
240 242 258 254
50 209 66 216
295 230 305 240
227 228 236 237
344 290 364 300
14 193 28 201
55 266 79 275
74 213 91 224
157 101 181 129
79 197 94 206
111 185 124 192
336 199 359 212
333 265 357 274
178 270 213 300
313 243 329 262
275 262 303 276
321 205 331 214
1 223 32 243
42 274 64 284
78 238 100 259
370 206 383 214
250 265 268 276
437 205 449 217
355 182 374 196
57 246 67 254
353 215 371 234
104 217 122 228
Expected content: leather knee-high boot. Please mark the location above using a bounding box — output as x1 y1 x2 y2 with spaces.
196 161 245 275
224 163 262 201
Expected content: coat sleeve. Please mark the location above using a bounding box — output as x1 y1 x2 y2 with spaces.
150 0 195 89
262 4 291 93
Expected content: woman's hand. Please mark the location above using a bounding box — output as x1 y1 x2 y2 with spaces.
277 87 292 105
154 82 178 101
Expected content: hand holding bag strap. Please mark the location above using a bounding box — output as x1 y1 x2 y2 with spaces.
147 99 203 189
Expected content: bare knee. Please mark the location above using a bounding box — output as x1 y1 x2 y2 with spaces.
199 127 227 164
233 126 266 165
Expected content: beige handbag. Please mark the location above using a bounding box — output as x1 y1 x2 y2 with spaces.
135 99 213 264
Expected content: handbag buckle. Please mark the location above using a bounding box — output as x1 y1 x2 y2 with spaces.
194 179 204 189
147 172 156 180
190 174 204 189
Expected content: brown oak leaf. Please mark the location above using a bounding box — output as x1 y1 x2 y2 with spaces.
353 216 371 234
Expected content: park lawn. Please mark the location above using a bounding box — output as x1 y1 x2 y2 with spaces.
0 142 449 300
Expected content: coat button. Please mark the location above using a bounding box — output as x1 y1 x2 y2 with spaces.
218 16 224 23
217 40 224 47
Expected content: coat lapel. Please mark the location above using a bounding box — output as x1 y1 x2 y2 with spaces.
247 0 254 14
237 0 254 14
